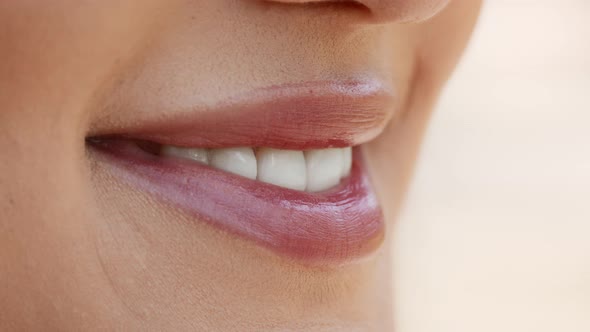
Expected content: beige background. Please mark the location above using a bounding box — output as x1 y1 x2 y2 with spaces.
394 1 590 331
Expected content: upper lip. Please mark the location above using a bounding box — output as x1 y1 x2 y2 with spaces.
89 78 395 266
90 78 396 150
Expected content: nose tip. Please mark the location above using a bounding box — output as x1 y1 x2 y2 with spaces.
365 0 450 23
271 0 450 23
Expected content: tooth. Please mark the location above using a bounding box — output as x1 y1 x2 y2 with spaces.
160 146 209 164
161 145 350 191
304 148 343 192
341 147 352 178
209 147 257 180
256 148 306 191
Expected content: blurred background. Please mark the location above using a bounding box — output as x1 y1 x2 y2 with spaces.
394 1 590 331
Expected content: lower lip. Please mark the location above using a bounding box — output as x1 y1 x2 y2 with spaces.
90 140 385 266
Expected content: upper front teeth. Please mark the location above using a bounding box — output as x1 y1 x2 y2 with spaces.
304 148 345 192
256 148 307 191
160 145 353 192
209 147 258 180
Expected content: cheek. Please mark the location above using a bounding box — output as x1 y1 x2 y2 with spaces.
0 1 169 219
0 2 168 323
0 2 163 137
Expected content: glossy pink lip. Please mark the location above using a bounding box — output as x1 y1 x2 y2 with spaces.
92 79 395 150
89 79 394 265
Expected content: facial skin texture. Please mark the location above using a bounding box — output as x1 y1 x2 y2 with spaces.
0 1 480 331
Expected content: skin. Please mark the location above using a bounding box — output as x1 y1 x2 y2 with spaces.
0 0 481 330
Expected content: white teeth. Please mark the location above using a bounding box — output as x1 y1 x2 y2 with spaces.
341 147 352 178
256 148 307 191
209 147 257 180
157 144 353 192
304 148 344 192
160 146 209 164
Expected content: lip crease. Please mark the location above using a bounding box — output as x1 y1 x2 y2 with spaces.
89 79 394 266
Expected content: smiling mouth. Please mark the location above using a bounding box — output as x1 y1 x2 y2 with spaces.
88 78 395 266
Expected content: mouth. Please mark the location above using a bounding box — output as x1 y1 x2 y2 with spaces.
88 79 394 266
